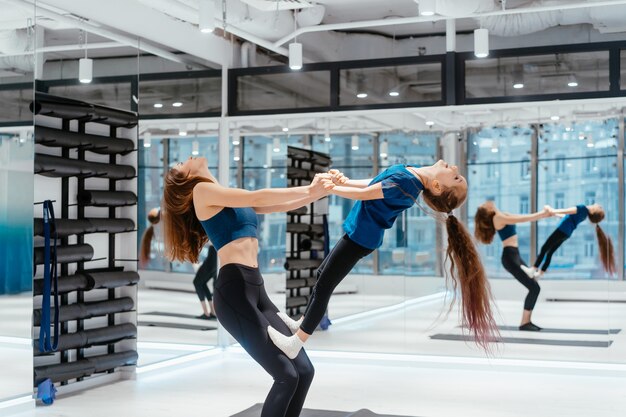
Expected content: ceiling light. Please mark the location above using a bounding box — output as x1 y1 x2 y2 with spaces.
351 134 359 151
512 65 524 89
289 42 303 70
273 137 281 153
192 140 199 155
388 90 400 97
356 92 368 98
179 125 188 136
282 127 289 132
172 102 183 107
380 140 389 158
567 75 578 87
143 132 152 148
491 139 499 153
324 120 331 142
79 58 93 83
418 0 436 16
199 0 216 33
232 130 240 146
550 115 560 121
356 76 368 98
153 103 163 108
233 146 240 162
425 120 435 126
474 28 489 58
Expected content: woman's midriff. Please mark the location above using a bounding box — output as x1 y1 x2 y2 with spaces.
501 235 518 248
216 236 259 268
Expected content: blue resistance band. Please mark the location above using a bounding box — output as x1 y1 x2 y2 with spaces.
39 200 59 353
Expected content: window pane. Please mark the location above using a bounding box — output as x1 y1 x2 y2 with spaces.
340 63 442 106
465 51 610 98
622 50 626 90
538 119 618 157
0 88 33 123
139 76 221 115
48 82 132 110
468 126 533 163
237 71 331 111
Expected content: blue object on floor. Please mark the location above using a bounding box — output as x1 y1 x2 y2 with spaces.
37 378 57 405
320 315 332 330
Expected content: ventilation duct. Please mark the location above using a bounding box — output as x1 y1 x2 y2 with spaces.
0 29 34 75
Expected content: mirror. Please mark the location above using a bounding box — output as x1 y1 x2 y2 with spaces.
0 0 35 404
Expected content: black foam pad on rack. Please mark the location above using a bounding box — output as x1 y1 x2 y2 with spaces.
33 243 94 265
34 218 93 237
34 324 136 355
34 361 96 384
35 126 134 155
33 297 135 325
87 271 140 289
35 154 93 178
85 218 135 233
288 206 308 215
138 321 217 331
34 273 94 296
284 258 323 271
90 105 138 128
299 238 324 251
34 332 87 355
90 350 138 372
31 93 94 121
81 160 136 180
232 404 417 417
78 190 137 207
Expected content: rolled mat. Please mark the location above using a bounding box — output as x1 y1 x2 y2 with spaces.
34 218 93 237
288 206 308 215
86 271 140 289
85 218 135 233
34 350 137 384
284 258 323 271
34 323 137 355
34 154 93 178
35 126 134 155
80 160 135 180
34 243 94 265
286 223 324 235
30 93 93 121
34 332 87 355
34 273 94 296
78 190 137 207
33 297 135 326
90 105 138 128
299 238 324 251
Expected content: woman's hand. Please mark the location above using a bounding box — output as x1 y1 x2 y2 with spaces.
310 173 335 196
328 169 349 185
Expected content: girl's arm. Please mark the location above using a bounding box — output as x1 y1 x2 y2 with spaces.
329 182 384 201
550 206 578 216
193 180 330 209
254 194 325 214
328 169 371 189
497 208 550 225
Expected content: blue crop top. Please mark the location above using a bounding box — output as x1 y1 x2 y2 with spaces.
199 207 258 251
343 164 424 250
497 224 517 241
557 204 589 237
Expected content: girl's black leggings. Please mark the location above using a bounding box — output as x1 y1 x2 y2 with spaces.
501 246 540 311
214 264 314 417
193 253 216 301
533 229 569 272
300 234 374 335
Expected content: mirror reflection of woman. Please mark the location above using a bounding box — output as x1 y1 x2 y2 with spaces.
161 156 334 417
474 201 553 331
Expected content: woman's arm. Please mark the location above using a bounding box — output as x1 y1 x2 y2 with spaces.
193 180 330 209
497 208 550 225
328 169 371 189
329 182 384 201
550 206 578 216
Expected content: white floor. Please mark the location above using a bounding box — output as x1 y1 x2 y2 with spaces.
10 350 626 417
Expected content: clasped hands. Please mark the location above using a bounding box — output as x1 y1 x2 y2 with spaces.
309 169 349 195
541 205 564 218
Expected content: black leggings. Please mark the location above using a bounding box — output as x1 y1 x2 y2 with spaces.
534 229 569 272
193 246 217 301
214 264 314 417
501 247 540 311
300 234 374 335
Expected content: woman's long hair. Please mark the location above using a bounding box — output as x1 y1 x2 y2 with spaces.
588 207 616 275
162 168 213 264
474 205 497 244
139 209 160 267
420 186 498 351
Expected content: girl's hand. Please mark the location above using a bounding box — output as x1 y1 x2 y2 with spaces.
328 169 349 185
310 173 335 195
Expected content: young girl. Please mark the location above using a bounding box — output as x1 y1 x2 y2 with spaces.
161 156 334 417
474 201 552 331
528 203 615 278
269 160 498 359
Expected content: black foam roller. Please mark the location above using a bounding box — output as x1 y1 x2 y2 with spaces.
33 297 134 325
35 126 134 155
34 361 96 384
284 258 323 271
90 350 138 372
80 160 136 180
288 206 308 215
34 218 93 237
78 190 137 207
31 93 94 121
34 154 93 178
33 274 94 296
86 323 137 345
87 271 140 289
299 238 323 251
34 332 88 355
33 243 94 265
85 218 135 233
91 105 138 128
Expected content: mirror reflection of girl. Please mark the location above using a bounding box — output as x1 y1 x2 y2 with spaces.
528 203 615 279
269 160 498 359
161 156 334 417
139 208 217 319
474 201 553 331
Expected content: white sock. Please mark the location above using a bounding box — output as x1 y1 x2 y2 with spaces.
267 326 304 359
520 264 535 278
277 312 303 334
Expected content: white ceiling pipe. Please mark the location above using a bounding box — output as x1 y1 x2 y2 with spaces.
273 0 626 47
26 0 223 67
0 41 122 58
4 0 202 67
0 29 33 72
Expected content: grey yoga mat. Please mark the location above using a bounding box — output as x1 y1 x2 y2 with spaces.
231 404 417 417
430 333 613 348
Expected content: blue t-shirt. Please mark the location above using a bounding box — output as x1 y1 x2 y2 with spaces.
557 204 589 237
343 164 424 250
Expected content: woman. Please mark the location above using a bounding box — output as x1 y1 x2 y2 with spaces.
474 201 552 331
269 160 498 359
528 203 615 278
161 156 335 417
139 208 218 319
